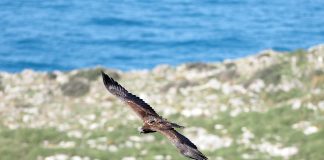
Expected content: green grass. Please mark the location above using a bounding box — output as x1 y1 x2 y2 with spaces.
212 105 324 160
265 88 305 103
1 104 323 160
0 127 71 160
290 49 308 69
0 126 179 160
246 62 292 85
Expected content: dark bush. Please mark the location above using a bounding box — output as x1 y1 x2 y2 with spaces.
61 78 90 97
71 67 120 81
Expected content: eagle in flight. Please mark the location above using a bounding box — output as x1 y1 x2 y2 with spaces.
101 72 208 160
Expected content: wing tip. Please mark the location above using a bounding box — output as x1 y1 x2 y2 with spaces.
200 152 208 160
101 70 105 76
101 71 118 92
101 70 108 80
101 71 114 85
190 148 208 160
101 71 128 97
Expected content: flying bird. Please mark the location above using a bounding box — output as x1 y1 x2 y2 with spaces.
101 71 207 160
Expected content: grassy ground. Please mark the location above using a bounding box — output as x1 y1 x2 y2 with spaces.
0 45 324 160
0 105 323 160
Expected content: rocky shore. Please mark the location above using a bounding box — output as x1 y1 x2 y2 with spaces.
0 44 324 160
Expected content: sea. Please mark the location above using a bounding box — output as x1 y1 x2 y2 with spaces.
1 0 324 72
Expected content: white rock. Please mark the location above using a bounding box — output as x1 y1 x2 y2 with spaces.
214 124 224 130
56 73 69 84
44 154 69 160
304 126 319 135
219 105 228 112
58 141 76 148
230 108 242 117
154 155 164 160
256 142 298 159
185 127 232 150
291 99 301 110
292 121 319 135
67 130 83 138
71 156 82 160
129 136 141 142
221 83 232 95
122 157 136 160
108 145 118 152
318 101 324 111
248 79 265 92
229 98 244 107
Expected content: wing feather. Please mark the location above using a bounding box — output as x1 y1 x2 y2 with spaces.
101 71 159 119
159 129 197 149
158 129 207 160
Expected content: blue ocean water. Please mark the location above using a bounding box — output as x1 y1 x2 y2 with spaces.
0 0 324 72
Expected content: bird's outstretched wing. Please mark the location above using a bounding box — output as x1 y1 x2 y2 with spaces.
159 129 208 160
101 71 159 120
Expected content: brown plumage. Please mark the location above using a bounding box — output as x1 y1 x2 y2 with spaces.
101 71 207 160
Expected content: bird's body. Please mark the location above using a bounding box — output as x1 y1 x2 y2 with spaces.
101 72 207 160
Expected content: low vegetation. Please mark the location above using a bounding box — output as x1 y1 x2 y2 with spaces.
0 44 323 160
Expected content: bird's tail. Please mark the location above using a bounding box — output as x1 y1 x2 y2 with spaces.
163 117 184 129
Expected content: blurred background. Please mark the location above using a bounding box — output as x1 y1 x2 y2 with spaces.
1 0 324 72
0 1 324 160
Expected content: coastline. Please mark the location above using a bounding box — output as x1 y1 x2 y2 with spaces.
0 44 324 160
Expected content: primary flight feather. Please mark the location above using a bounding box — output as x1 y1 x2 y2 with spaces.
101 71 207 160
